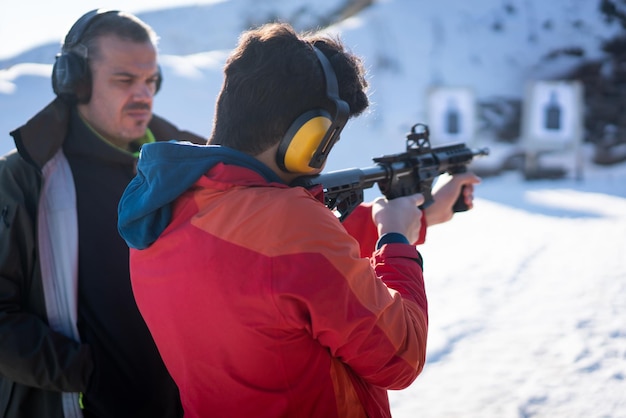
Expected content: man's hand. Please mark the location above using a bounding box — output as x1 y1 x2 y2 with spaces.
372 193 424 245
425 172 481 226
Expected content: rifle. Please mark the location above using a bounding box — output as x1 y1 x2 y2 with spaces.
291 123 490 222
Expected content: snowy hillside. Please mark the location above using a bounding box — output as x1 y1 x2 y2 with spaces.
2 0 623 161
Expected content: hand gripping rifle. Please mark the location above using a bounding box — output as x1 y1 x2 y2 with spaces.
290 123 490 222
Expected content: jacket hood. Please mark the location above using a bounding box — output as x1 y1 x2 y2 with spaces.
117 141 283 250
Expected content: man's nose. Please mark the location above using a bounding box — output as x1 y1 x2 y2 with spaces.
133 82 155 100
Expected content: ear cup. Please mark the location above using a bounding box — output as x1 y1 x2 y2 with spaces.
277 110 333 173
51 9 105 101
52 51 88 97
276 46 350 174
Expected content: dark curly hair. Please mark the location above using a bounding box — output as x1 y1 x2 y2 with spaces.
209 22 369 155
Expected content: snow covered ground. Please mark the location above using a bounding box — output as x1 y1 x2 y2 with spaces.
1 1 625 417
398 160 626 418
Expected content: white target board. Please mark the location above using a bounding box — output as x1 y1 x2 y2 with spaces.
522 80 584 150
521 80 585 179
427 87 476 145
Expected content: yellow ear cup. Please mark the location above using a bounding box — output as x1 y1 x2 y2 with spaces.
283 115 332 173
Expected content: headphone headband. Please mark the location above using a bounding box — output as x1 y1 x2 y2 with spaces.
307 47 350 169
275 46 350 174
312 47 340 108
63 9 119 52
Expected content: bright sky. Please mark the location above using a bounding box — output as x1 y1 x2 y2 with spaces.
0 0 223 59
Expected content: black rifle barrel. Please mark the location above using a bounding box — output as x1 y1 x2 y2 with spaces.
290 142 490 221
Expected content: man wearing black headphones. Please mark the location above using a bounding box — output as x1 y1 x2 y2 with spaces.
117 22 426 418
0 9 203 418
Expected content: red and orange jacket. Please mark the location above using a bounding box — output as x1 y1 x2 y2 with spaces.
343 202 427 258
117 142 428 418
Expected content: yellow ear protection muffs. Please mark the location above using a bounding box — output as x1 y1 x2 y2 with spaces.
51 9 162 102
276 46 350 174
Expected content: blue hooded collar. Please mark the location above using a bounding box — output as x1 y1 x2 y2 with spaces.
117 141 283 249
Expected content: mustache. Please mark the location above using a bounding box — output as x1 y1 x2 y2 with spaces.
124 102 151 111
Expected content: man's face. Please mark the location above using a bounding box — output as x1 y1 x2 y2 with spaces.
77 34 160 150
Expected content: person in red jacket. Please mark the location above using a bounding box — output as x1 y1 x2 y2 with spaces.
117 22 467 418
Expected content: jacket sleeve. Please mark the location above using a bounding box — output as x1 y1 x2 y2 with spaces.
342 202 427 258
273 192 428 390
0 152 93 391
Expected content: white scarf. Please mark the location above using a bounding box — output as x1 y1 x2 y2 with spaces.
38 150 83 418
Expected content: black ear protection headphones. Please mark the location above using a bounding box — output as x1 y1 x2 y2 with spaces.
276 46 350 174
51 9 162 102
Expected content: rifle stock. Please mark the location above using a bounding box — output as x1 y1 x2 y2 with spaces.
291 123 490 221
